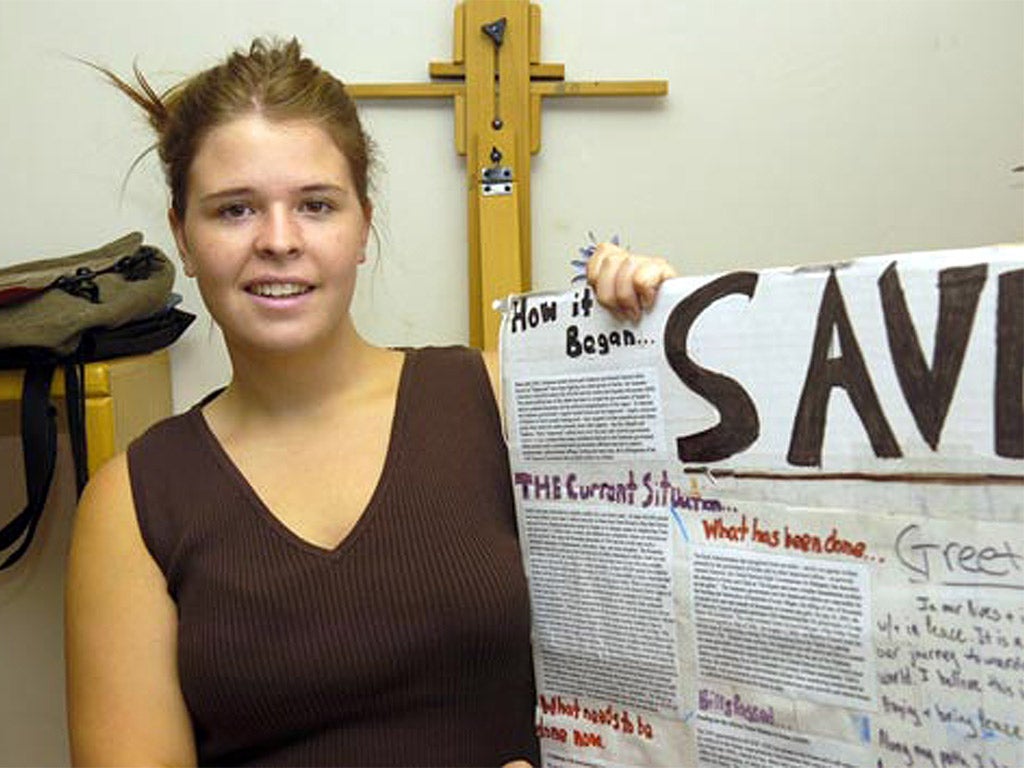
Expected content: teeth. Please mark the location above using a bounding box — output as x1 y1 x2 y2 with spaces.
249 282 310 298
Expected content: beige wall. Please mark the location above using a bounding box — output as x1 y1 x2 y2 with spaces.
0 0 1021 764
0 407 77 765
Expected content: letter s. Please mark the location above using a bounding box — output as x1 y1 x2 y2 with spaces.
664 272 760 463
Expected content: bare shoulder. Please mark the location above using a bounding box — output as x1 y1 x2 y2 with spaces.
67 451 165 578
69 453 139 557
66 453 196 765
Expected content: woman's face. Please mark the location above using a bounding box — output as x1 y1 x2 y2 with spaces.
170 114 371 358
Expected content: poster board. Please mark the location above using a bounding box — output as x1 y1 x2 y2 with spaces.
499 245 1023 768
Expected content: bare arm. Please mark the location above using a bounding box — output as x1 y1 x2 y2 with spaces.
65 454 197 767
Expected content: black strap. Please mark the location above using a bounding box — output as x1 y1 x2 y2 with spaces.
0 308 196 570
64 360 89 497
0 364 58 570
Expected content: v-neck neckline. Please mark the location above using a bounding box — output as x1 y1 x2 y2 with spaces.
190 350 413 559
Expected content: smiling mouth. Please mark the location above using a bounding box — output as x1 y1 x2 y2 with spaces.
245 282 314 298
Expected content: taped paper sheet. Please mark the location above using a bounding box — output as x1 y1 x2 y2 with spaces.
500 245 1024 768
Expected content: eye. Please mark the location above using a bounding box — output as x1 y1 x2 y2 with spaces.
217 202 254 220
300 199 335 215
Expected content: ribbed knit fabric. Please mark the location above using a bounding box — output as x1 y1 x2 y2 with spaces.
127 346 540 767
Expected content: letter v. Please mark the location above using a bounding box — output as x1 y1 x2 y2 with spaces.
878 262 986 450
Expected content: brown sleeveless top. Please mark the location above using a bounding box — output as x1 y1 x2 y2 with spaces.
127 346 539 766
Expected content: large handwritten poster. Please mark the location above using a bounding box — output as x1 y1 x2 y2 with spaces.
499 245 1023 768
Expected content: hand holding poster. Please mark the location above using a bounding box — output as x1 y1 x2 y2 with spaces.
499 245 1023 768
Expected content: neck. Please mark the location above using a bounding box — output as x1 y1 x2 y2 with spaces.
217 319 387 423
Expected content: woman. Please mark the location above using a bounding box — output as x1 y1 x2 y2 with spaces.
65 38 676 767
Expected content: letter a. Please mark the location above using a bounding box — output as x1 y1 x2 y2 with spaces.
788 270 901 466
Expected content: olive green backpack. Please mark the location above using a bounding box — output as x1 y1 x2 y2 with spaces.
0 233 193 569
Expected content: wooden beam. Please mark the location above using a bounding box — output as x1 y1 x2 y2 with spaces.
429 61 565 80
463 0 532 348
479 186 523 347
346 78 667 101
529 3 541 64
532 80 668 97
453 1 465 63
345 82 464 99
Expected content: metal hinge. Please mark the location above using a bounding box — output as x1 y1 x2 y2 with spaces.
481 165 513 196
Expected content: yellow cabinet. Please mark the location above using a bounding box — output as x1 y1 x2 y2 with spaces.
0 350 173 476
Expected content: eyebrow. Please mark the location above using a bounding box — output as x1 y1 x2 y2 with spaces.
198 184 351 204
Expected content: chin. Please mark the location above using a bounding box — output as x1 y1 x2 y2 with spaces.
225 326 339 358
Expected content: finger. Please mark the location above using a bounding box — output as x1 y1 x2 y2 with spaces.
633 261 660 310
592 255 624 317
587 243 627 313
613 255 643 322
634 258 677 309
585 242 618 286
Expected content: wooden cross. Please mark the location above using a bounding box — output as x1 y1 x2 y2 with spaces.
348 0 667 349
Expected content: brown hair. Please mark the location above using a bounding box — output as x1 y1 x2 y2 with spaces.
93 37 374 219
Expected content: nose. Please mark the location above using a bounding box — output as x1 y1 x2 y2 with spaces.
255 205 302 259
